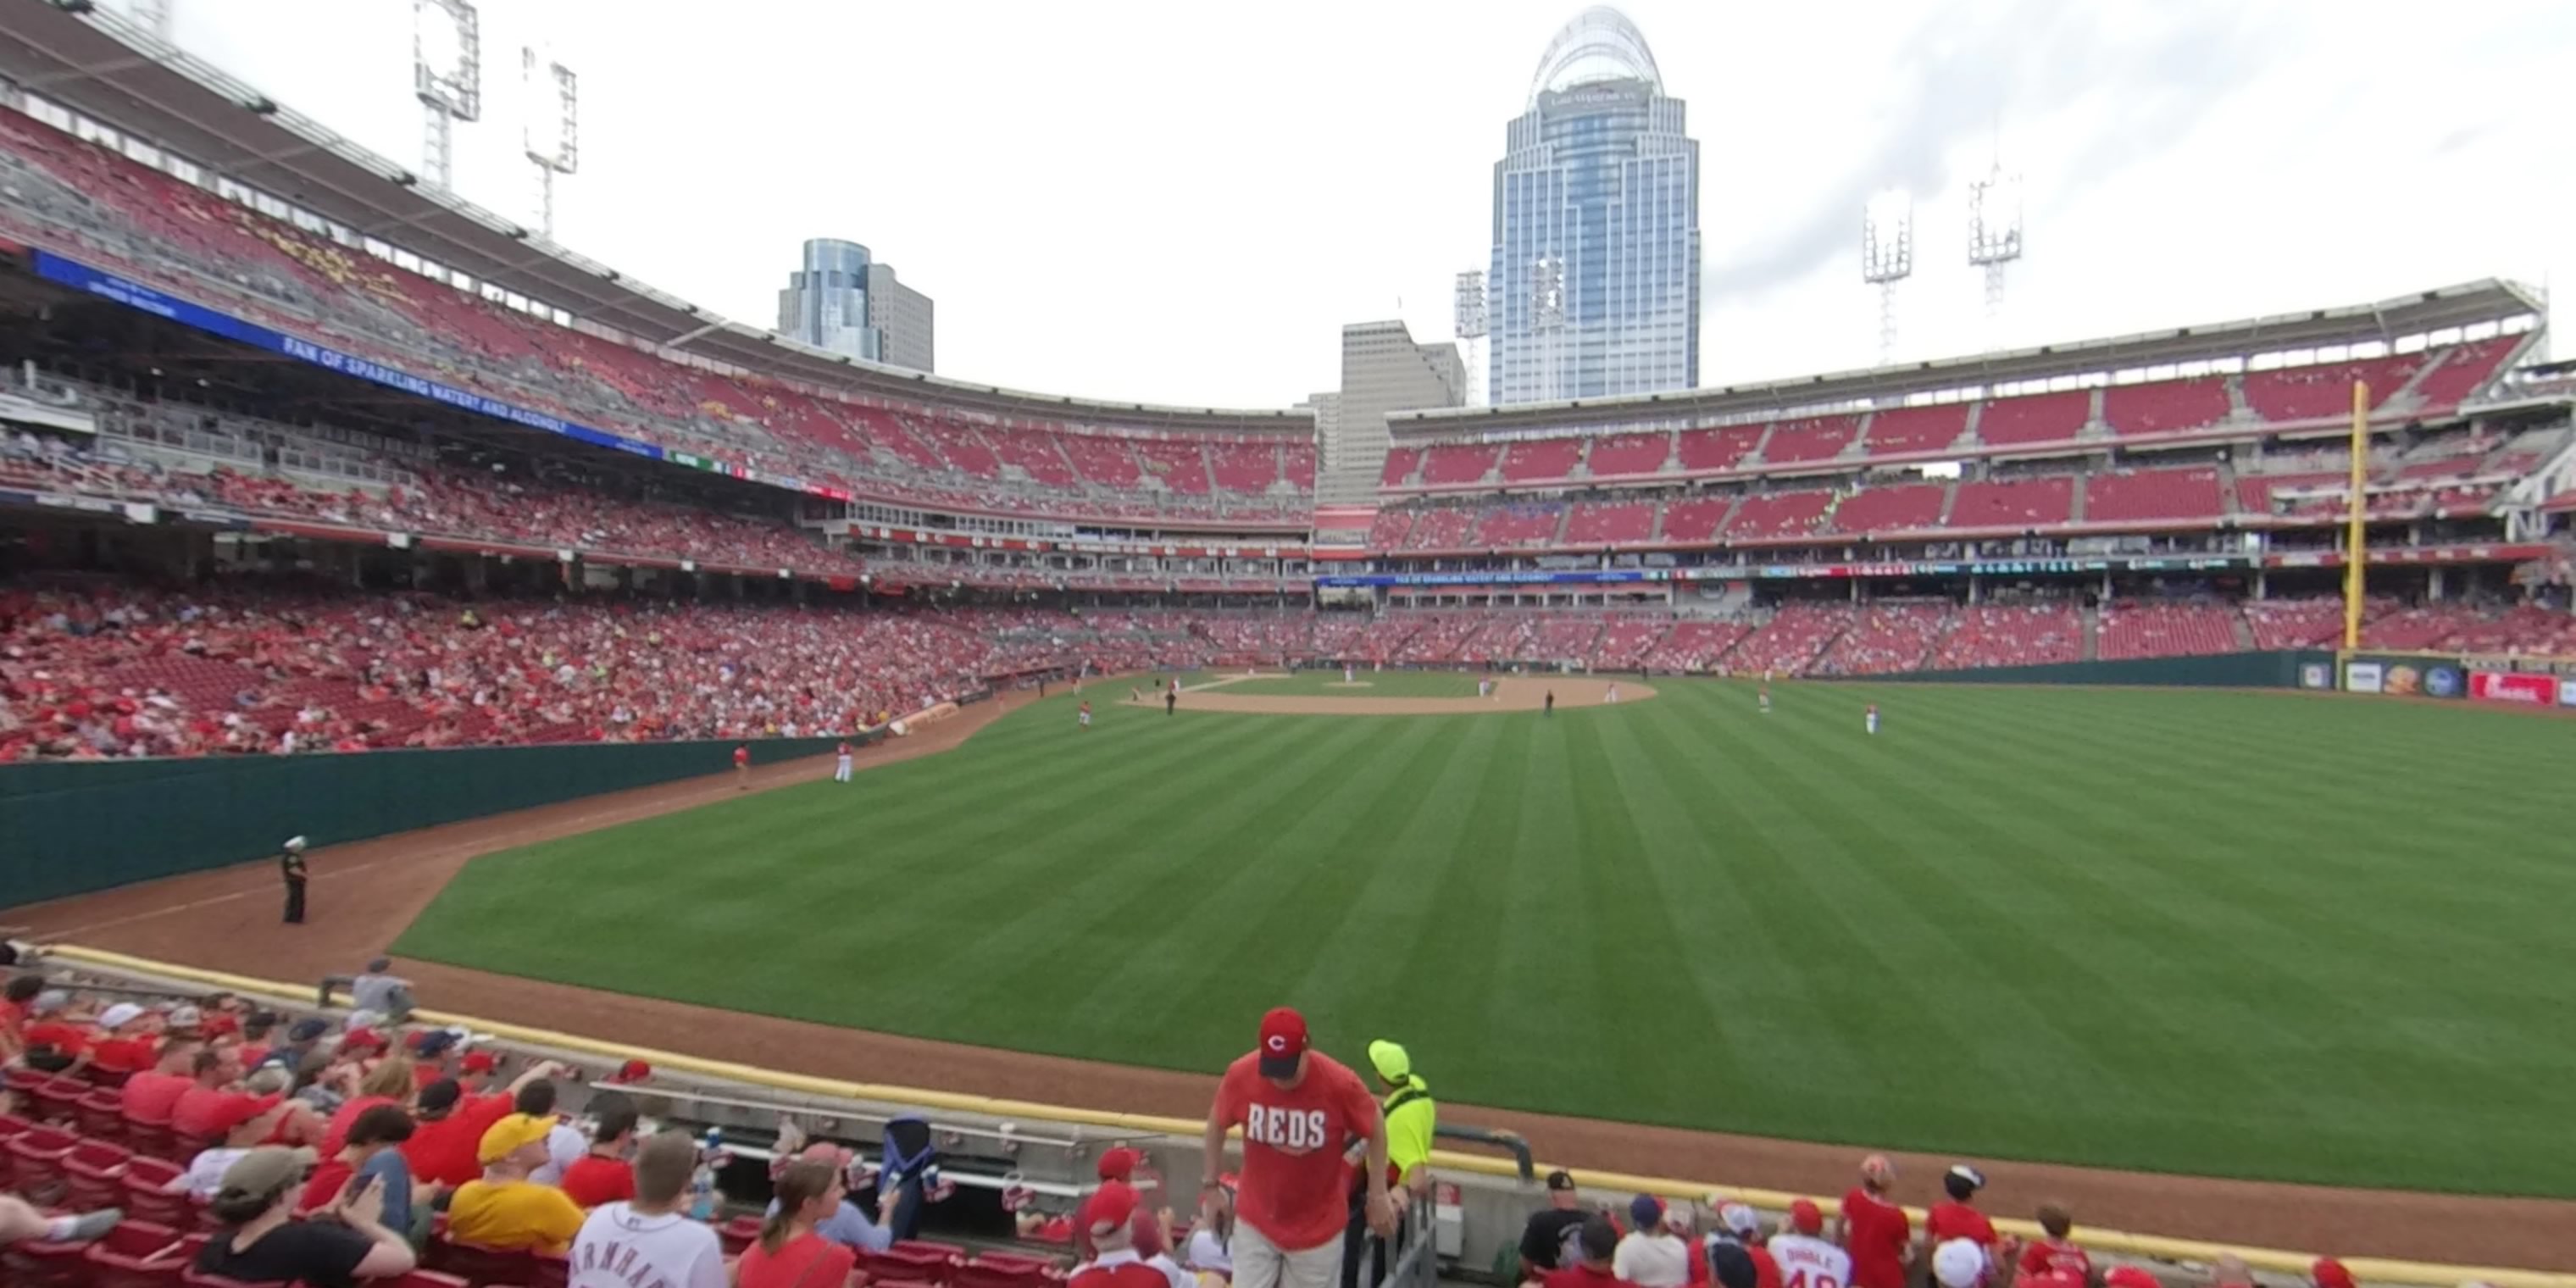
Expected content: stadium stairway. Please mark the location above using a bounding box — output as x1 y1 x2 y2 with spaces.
2230 610 2257 650
2068 476 2089 524
2080 606 2101 661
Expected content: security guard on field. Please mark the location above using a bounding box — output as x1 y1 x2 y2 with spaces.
279 836 309 924
1344 1039 1438 1288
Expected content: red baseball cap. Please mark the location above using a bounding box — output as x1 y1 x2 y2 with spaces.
1089 1180 1141 1235
458 1052 498 1075
340 1028 387 1055
1096 1146 1141 1181
2311 1260 2354 1288
208 1091 283 1139
2107 1269 2162 1288
608 1059 652 1085
1787 1199 1824 1235
1257 1008 1307 1079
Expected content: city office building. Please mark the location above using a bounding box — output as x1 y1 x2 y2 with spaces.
777 238 880 362
866 262 935 374
1489 7 1700 404
1318 320 1463 504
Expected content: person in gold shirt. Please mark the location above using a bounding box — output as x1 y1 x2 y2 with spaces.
447 1113 586 1253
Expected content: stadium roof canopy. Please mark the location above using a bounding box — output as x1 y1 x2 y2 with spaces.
1398 277 2543 440
0 3 1302 435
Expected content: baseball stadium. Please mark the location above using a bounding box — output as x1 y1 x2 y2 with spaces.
1 5 2573 1288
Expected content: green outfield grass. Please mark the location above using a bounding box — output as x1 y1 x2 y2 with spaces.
395 682 2576 1196
1181 669 1485 698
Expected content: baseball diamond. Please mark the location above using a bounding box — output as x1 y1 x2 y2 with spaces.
5 6 2576 1281
377 680 2573 1198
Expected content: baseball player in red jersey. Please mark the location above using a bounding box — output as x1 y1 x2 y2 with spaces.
834 740 855 783
733 742 750 791
1836 1155 1908 1288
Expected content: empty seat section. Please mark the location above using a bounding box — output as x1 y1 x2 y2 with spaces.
1380 446 1424 488
2083 468 2222 525
2411 337 2519 411
1657 497 1732 544
1401 508 1474 550
1468 502 1564 547
1675 425 1765 472
1060 434 1143 487
1421 443 1501 486
1827 484 1946 535
1759 416 1859 464
1978 390 2091 446
2103 378 2232 438
1498 438 1585 483
1561 500 1657 545
1209 441 1280 493
1586 431 1673 477
1133 440 1211 493
1726 491 1833 541
988 427 1078 486
2243 356 2421 424
1862 405 1968 455
1946 475 2073 530
1366 509 1416 549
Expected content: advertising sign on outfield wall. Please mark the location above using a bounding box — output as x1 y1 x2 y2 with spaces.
2300 663 2332 690
2340 657 2466 698
2562 678 2576 708
2468 670 2557 705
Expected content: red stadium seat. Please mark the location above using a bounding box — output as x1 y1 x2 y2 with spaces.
426 1239 536 1288
8 1125 80 1202
64 1137 134 1211
77 1220 196 1288
79 1089 132 1144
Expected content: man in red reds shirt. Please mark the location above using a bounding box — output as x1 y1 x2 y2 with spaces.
2015 1206 2090 1286
1836 1155 1909 1288
1201 1008 1391 1288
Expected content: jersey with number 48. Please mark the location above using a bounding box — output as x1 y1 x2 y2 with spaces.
1768 1235 1852 1288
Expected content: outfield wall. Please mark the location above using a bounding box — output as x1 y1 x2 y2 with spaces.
0 731 879 908
1874 649 2333 688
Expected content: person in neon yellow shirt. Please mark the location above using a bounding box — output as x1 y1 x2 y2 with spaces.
447 1113 586 1253
1367 1040 1435 1193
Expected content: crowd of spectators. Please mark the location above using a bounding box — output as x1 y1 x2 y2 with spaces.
0 581 1013 760
8 584 2574 760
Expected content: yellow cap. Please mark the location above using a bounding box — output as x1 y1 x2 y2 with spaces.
1368 1040 1410 1084
477 1113 555 1165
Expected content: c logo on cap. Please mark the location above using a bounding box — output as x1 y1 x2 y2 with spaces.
1267 1035 1286 1052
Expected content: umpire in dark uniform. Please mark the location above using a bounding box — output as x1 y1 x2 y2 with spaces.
280 836 309 924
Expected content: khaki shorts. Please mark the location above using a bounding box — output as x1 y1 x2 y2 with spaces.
1231 1218 1342 1288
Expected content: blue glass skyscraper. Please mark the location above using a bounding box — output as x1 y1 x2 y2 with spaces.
1490 8 1699 405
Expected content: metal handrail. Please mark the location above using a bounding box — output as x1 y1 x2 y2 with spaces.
1436 1123 1536 1181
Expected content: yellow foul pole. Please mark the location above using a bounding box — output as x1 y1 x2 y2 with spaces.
2342 380 2369 650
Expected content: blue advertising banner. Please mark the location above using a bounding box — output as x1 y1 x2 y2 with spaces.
30 250 666 463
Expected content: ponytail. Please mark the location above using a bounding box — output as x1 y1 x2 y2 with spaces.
764 1160 837 1256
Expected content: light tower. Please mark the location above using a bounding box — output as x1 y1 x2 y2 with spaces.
1530 255 1567 404
412 0 482 192
1861 187 1914 364
1968 163 2024 338
521 46 578 239
1453 269 1489 408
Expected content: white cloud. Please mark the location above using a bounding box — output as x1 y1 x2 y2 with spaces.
157 0 2575 409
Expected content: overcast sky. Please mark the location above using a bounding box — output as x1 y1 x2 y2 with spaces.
153 0 2574 410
